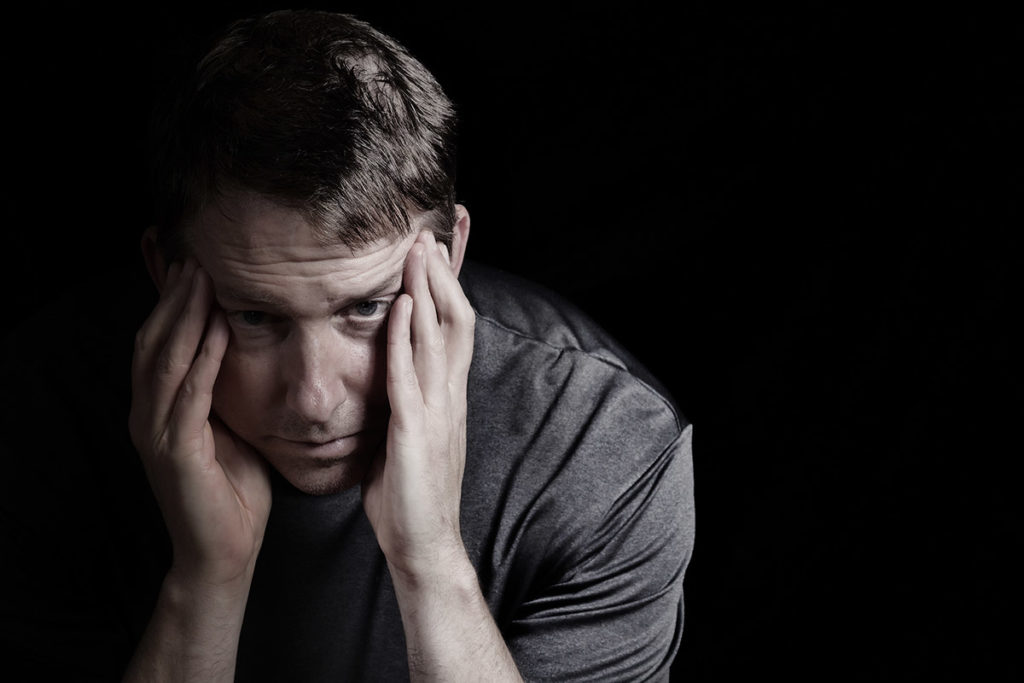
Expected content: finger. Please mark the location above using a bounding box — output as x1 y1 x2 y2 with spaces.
386 293 423 434
132 259 196 404
422 232 475 380
406 236 448 403
150 266 215 426
170 307 230 448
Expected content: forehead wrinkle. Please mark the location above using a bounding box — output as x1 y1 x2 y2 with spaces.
213 250 407 315
192 193 420 315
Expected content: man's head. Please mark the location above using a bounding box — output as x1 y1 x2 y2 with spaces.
148 9 458 260
142 10 469 495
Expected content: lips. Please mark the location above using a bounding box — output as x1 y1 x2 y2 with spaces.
279 426 383 445
272 428 385 461
294 436 350 446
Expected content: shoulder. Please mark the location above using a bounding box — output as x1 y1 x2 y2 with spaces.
458 260 692 557
459 259 688 435
456 263 694 647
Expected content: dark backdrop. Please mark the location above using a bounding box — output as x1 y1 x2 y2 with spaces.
4 2 1019 679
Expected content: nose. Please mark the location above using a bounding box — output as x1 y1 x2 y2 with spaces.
282 325 349 425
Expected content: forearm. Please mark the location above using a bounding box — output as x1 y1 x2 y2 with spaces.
121 568 252 683
390 550 522 682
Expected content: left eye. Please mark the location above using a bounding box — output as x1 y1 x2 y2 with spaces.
353 301 382 317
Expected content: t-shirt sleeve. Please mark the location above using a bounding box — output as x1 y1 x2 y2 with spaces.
501 423 694 682
461 280 697 682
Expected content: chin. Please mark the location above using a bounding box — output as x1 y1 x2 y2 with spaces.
253 429 385 496
269 453 374 496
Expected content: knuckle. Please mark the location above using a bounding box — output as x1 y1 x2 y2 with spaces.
441 303 474 334
427 335 446 356
154 349 186 379
179 376 196 400
153 430 178 462
390 365 419 391
454 302 475 328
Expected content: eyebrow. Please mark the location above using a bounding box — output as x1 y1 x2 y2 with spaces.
216 271 404 312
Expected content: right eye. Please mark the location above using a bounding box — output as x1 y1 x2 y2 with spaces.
239 310 268 326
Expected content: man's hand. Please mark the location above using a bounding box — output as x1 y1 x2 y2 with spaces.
362 230 475 581
124 258 272 682
361 230 521 681
129 258 271 588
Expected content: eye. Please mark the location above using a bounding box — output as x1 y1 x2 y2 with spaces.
240 310 268 326
353 300 385 318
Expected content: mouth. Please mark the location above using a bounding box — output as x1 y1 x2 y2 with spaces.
300 436 349 446
273 428 384 462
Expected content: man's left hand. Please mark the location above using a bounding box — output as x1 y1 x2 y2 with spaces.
362 229 475 582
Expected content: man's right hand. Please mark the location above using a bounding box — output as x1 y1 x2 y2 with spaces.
129 257 271 589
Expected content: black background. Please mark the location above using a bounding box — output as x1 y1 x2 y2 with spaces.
4 2 1020 679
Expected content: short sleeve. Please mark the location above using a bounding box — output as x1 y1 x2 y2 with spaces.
502 425 695 682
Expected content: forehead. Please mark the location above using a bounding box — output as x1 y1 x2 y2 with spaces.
188 193 418 307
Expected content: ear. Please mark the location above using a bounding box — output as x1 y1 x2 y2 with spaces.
140 226 170 292
447 204 471 277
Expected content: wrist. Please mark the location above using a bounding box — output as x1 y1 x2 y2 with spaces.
122 565 253 683
164 562 256 613
387 541 483 620
387 539 476 596
386 545 523 682
167 542 261 593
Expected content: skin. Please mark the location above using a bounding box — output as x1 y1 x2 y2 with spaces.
124 192 521 681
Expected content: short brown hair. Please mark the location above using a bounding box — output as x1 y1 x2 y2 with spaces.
148 9 458 259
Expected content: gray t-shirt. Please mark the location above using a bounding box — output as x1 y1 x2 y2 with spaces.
235 262 695 681
1 261 694 682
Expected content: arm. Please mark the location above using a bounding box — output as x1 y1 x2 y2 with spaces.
362 230 522 681
122 259 271 682
122 568 252 682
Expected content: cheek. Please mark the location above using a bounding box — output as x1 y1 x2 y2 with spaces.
216 345 268 387
211 348 275 421
338 334 388 402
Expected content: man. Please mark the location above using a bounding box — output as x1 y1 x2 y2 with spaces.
1 9 693 681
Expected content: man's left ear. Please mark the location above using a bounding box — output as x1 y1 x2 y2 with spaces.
447 203 471 277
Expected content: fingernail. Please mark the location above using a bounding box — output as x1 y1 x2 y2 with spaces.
438 242 451 265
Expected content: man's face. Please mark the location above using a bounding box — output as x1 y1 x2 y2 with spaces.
189 193 420 495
